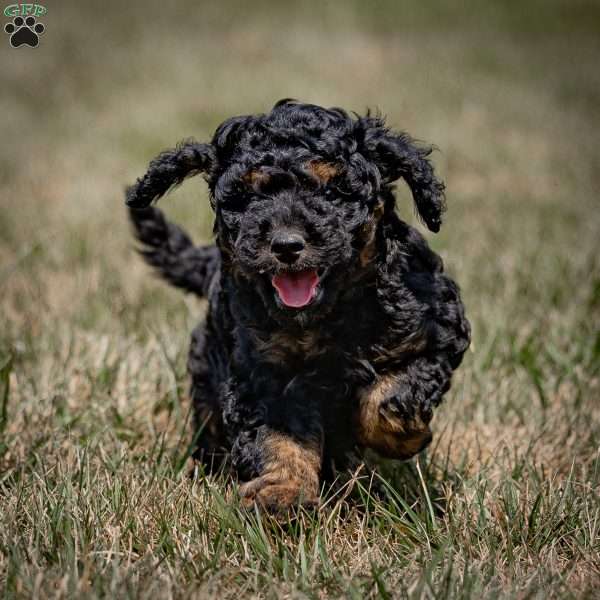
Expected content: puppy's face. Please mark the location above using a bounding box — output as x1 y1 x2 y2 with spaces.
213 149 382 319
126 100 446 323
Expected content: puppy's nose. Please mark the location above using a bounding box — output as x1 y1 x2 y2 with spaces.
271 232 306 264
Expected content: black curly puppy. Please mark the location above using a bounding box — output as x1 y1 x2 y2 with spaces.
126 100 470 510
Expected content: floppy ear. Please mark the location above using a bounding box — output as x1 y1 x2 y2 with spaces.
125 140 215 208
360 118 446 232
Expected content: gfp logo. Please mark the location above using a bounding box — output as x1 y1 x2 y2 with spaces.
4 4 46 47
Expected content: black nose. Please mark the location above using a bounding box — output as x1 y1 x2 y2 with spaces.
270 231 306 264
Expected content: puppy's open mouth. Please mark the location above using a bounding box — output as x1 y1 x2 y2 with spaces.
272 269 319 308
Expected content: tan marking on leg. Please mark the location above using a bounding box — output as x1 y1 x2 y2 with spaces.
239 432 322 510
355 375 432 460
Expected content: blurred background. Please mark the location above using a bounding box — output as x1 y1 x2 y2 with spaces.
2 0 599 332
1 0 599 594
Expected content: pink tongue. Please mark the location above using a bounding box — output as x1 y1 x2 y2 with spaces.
272 270 319 308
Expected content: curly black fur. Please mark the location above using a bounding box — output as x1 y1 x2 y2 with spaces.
127 100 470 509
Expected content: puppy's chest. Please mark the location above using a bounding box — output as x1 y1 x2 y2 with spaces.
253 330 333 365
250 319 381 368
245 293 420 371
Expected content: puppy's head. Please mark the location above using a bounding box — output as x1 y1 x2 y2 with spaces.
127 100 445 321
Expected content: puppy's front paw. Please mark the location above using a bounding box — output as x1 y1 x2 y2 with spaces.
379 381 432 433
356 377 433 460
239 475 319 512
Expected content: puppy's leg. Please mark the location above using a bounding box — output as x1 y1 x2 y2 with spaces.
189 324 229 473
238 427 322 510
232 383 324 511
355 357 455 459
359 260 471 459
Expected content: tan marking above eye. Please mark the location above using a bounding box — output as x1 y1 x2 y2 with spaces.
306 161 340 183
243 163 339 187
242 169 270 186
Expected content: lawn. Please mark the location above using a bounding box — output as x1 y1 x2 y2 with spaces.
1 1 599 597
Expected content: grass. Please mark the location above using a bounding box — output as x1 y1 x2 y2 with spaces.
1 0 599 597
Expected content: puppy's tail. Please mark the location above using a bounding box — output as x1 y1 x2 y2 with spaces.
129 207 219 297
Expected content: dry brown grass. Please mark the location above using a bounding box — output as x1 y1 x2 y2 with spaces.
1 1 599 597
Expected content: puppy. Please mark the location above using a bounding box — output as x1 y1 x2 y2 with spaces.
126 99 470 510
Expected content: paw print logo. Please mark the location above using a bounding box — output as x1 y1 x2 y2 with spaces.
4 15 45 48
